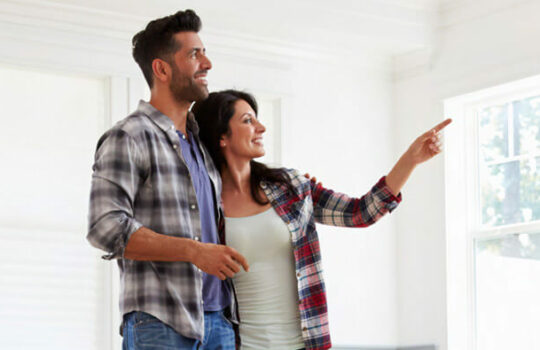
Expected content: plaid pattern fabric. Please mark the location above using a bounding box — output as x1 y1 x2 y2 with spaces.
261 169 401 350
87 100 230 341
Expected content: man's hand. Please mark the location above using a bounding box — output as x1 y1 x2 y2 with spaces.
304 173 323 187
193 242 249 280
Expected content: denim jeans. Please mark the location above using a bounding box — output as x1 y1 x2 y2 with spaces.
122 310 235 350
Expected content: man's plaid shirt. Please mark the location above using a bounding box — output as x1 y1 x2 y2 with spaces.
87 101 232 341
260 169 401 350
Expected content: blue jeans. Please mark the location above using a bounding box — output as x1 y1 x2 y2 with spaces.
122 310 235 350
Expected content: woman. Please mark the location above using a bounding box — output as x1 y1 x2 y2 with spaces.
192 90 451 350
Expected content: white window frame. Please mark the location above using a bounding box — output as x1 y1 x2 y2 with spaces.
444 74 540 350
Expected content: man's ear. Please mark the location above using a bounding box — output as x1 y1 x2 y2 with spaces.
151 58 171 84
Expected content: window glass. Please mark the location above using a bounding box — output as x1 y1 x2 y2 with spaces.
479 96 540 227
475 233 540 350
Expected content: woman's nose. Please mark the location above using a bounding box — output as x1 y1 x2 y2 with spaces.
256 119 266 133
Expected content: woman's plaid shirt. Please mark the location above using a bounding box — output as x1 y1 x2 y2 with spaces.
260 169 401 350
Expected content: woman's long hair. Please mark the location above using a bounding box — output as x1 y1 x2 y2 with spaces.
192 89 294 205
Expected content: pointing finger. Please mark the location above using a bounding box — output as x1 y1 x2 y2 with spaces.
432 118 452 132
420 118 452 141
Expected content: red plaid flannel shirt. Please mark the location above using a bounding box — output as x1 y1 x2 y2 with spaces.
259 169 401 350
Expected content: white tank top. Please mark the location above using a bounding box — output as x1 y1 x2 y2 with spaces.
225 207 304 350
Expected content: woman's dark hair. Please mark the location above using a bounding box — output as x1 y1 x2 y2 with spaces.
132 9 201 88
192 90 295 204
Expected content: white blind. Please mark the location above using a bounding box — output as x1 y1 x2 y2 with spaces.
0 66 110 349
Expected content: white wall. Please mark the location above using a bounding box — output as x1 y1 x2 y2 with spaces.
284 60 399 347
393 0 540 348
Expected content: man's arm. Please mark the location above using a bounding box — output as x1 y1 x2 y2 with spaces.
87 129 248 280
87 129 145 259
124 226 249 280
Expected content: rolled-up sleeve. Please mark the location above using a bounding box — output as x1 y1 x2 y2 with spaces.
87 129 144 260
311 176 402 227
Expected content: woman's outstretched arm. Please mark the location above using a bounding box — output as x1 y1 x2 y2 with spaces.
305 118 451 227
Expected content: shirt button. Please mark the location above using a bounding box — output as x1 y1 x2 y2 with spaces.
302 327 308 332
296 272 301 278
170 125 174 130
201 300 204 305
194 236 200 241
173 144 178 149
181 134 186 140
190 204 196 210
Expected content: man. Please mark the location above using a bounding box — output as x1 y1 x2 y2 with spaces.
87 10 248 349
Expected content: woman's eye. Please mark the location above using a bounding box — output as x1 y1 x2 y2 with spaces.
244 117 253 124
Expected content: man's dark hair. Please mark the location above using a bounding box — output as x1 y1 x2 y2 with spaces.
132 9 201 88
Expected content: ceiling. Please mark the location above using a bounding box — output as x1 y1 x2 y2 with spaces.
1 0 465 66
30 0 452 53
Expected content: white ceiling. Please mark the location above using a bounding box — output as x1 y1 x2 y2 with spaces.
193 0 441 56
1 0 462 65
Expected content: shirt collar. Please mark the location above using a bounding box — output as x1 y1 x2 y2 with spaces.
136 100 200 135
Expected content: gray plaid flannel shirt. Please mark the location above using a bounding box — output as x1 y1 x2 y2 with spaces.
87 100 231 340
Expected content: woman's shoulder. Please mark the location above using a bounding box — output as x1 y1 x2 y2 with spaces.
278 167 310 190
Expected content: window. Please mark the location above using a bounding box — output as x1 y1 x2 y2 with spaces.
478 98 540 226
0 66 112 349
445 76 540 350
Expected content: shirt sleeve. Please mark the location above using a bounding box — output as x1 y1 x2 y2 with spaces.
310 176 402 227
87 129 145 260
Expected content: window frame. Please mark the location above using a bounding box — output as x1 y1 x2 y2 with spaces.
444 74 540 350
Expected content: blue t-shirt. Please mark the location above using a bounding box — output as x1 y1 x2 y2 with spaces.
177 130 230 311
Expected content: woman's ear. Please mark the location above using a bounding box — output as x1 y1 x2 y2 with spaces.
220 134 228 148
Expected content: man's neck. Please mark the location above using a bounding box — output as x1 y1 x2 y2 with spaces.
149 94 192 134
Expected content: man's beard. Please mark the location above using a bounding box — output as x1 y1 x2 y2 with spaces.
170 65 208 103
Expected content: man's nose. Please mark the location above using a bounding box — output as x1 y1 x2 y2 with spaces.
201 54 212 70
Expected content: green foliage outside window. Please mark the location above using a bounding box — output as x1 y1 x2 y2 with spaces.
479 96 540 227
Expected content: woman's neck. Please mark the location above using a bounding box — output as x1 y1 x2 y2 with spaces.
221 158 252 194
